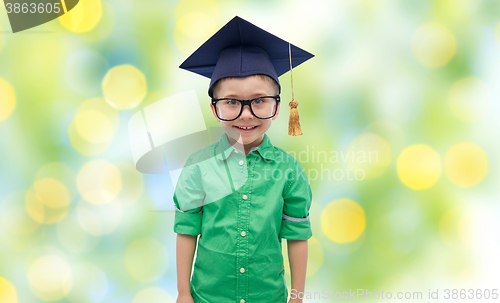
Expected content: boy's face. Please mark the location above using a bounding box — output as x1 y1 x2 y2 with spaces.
211 75 280 149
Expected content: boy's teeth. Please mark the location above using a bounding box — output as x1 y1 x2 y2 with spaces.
236 126 257 130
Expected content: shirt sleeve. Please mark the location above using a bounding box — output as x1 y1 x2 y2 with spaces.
278 160 313 240
173 156 205 236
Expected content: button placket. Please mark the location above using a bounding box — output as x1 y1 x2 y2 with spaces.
236 158 253 302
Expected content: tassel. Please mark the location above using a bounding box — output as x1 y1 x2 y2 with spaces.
287 42 303 136
288 99 302 136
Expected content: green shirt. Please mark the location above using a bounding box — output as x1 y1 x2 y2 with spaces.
173 132 313 303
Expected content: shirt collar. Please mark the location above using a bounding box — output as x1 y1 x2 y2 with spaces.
231 143 261 153
215 133 275 162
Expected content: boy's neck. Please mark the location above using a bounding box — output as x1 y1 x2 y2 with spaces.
227 135 264 156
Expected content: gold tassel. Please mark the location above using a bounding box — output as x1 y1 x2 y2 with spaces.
287 42 303 136
288 99 302 136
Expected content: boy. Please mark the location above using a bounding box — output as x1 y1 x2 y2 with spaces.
173 16 314 303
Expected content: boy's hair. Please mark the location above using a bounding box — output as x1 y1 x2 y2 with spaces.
211 74 279 99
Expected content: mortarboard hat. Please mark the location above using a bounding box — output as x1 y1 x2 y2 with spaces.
179 16 314 136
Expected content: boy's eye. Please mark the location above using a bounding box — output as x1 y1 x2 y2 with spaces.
226 99 239 106
252 98 264 105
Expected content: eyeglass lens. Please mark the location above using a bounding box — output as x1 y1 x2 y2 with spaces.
216 97 277 120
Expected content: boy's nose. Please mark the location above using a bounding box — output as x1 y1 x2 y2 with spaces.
239 104 254 119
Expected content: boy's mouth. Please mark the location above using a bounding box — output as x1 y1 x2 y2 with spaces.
233 125 258 132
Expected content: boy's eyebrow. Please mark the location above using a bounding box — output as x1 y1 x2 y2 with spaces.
222 92 272 99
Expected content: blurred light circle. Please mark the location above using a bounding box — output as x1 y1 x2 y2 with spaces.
448 78 492 122
68 120 111 156
0 191 40 235
444 142 488 187
77 160 122 205
67 262 108 303
102 65 147 110
76 98 120 131
75 1 116 42
26 189 69 225
68 98 119 156
321 198 365 243
283 236 323 278
74 110 114 144
124 238 169 282
173 0 218 55
115 162 144 206
34 178 71 209
412 22 456 68
435 0 477 24
76 199 122 236
64 50 109 96
174 12 216 54
35 163 78 200
0 78 16 122
59 0 102 33
132 287 174 303
439 207 473 249
397 144 441 190
27 255 73 301
0 276 18 303
57 214 99 254
346 133 391 179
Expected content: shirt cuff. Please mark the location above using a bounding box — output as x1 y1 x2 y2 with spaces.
278 214 312 240
173 206 203 235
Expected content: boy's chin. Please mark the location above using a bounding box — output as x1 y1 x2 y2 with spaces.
227 133 258 145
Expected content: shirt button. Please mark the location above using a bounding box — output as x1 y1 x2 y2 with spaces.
240 267 245 273
241 231 246 237
240 299 245 303
239 160 244 165
242 194 248 200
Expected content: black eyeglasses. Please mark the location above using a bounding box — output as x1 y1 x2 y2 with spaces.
211 95 280 121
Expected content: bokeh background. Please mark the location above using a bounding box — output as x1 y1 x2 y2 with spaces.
1 0 500 302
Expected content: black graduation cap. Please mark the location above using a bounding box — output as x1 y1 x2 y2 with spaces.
179 16 314 99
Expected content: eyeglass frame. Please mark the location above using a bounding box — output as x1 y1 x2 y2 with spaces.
210 95 281 121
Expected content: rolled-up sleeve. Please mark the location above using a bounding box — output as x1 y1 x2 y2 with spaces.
173 157 205 235
278 161 313 240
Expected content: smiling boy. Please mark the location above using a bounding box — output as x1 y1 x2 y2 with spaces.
173 16 314 303
210 74 279 152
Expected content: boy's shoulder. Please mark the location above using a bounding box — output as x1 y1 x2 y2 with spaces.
184 143 217 167
271 144 300 162
262 144 307 174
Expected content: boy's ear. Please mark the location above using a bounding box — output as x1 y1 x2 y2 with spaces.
272 101 280 120
210 104 221 122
